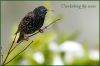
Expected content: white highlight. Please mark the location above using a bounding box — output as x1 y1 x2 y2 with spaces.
48 41 59 52
59 41 84 64
52 55 64 65
89 49 99 61
32 52 45 64
20 59 29 65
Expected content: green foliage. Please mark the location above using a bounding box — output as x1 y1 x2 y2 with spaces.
30 32 56 52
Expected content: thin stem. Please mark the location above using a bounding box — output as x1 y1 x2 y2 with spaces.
28 18 61 38
1 55 3 64
0 45 3 64
10 43 21 52
4 41 33 65
2 34 17 65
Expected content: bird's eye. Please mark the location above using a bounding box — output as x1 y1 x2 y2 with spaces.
41 9 47 12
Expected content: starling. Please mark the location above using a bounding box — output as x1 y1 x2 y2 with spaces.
15 6 48 43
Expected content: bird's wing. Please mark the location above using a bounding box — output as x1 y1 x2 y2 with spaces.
15 11 34 34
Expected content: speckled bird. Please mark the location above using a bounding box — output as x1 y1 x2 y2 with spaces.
15 6 48 43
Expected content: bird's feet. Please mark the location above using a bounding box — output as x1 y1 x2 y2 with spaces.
24 34 29 41
39 29 44 33
24 37 29 41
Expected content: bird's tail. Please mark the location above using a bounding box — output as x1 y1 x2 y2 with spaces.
17 32 24 43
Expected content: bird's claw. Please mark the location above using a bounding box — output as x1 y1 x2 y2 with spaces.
24 34 29 41
39 29 44 33
24 37 29 41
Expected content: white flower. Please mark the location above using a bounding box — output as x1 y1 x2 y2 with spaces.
52 55 64 65
32 52 45 64
48 41 59 52
20 58 29 65
59 41 84 64
88 49 99 61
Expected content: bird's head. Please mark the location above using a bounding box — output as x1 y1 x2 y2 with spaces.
34 6 48 17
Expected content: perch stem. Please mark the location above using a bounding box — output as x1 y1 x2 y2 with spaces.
1 55 3 64
2 34 17 65
4 41 33 65
10 43 21 52
28 18 61 37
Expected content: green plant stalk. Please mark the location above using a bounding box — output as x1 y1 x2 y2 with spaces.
4 41 33 65
2 34 17 65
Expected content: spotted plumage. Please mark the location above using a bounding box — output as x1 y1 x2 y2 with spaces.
16 6 48 43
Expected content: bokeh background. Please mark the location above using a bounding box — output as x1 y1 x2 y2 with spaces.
1 1 99 65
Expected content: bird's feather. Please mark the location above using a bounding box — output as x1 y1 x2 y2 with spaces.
16 11 34 34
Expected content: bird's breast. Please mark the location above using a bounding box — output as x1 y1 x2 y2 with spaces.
24 17 45 34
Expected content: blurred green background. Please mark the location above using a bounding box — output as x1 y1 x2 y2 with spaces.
1 1 99 65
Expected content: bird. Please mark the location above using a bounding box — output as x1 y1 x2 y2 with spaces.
15 6 48 43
